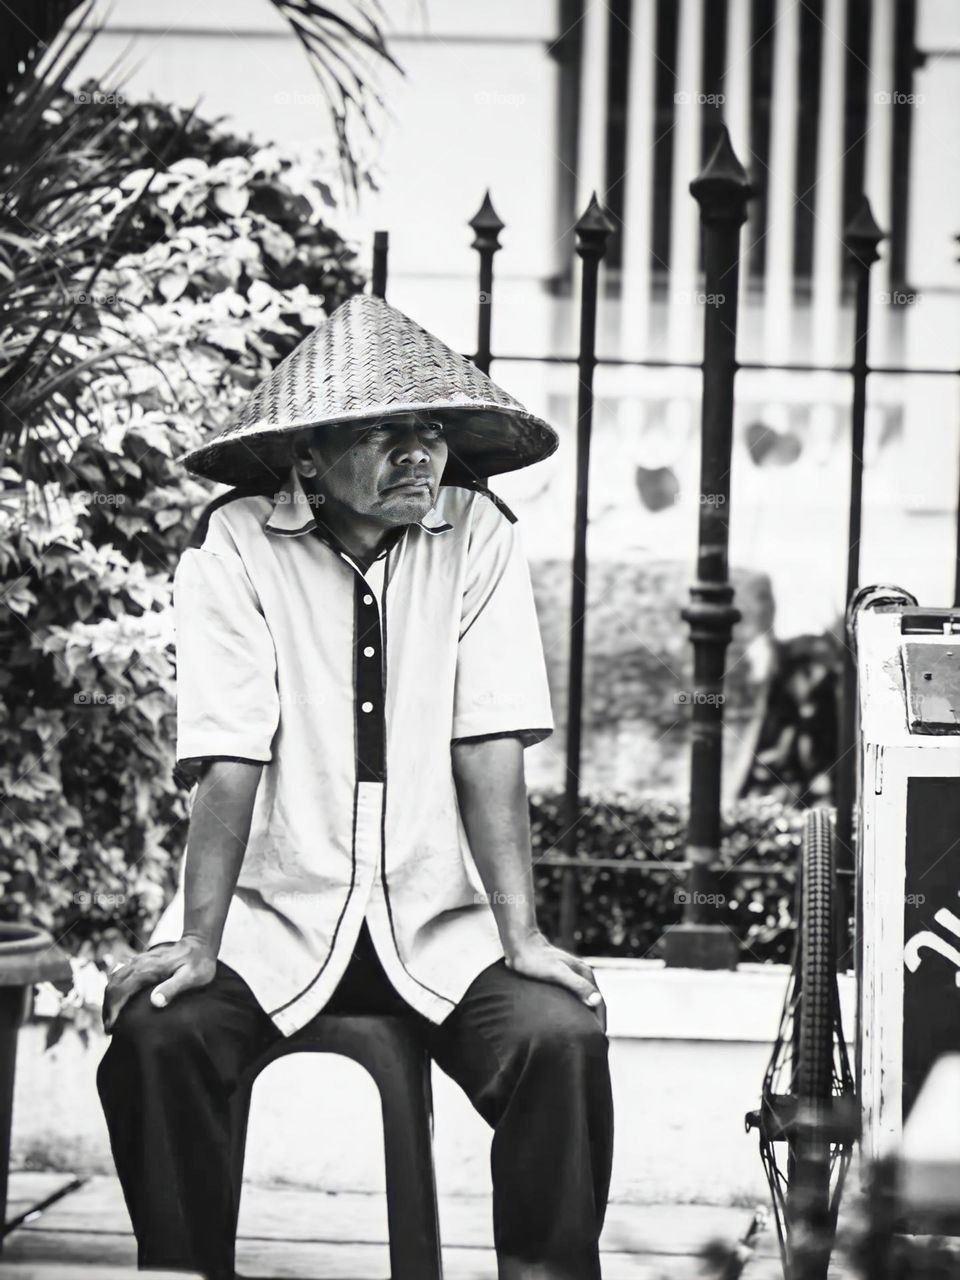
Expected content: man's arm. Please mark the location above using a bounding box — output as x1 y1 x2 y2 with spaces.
451 735 606 1030
102 760 262 1032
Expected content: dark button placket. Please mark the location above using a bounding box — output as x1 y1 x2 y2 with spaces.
306 524 390 786
353 567 385 783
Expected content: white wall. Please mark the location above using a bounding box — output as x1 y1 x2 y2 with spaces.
65 1 960 637
12 963 856 1207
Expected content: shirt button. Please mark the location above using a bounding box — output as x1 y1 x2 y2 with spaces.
361 701 374 713
363 645 376 657
362 593 374 605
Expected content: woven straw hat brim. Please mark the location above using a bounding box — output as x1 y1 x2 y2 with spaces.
177 293 559 488
178 403 558 490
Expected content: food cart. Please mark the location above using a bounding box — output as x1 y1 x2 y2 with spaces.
746 584 960 1277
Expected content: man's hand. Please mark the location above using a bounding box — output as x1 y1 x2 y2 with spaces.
102 936 217 1034
503 930 607 1032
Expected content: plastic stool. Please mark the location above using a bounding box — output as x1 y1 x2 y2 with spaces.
228 1013 443 1279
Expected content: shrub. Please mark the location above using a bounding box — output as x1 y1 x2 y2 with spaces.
531 792 805 964
0 94 364 977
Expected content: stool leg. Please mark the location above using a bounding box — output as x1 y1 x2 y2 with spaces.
347 1028 443 1280
227 1081 254 1239
381 1053 442 1280
0 988 27 1250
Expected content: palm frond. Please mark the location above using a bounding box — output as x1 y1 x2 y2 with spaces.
0 0 87 107
0 14 189 479
3 2 401 196
262 0 403 192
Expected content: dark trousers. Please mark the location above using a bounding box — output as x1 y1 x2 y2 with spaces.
97 921 614 1280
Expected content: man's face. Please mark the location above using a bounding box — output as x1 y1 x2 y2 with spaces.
295 412 449 528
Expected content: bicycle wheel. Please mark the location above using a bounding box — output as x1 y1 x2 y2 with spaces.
787 808 839 1278
746 807 856 1280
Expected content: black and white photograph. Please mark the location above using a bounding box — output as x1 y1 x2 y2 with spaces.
0 2 959 1278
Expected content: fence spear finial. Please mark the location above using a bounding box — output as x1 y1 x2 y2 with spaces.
689 125 753 226
844 195 886 269
469 192 505 376
574 192 615 263
469 189 505 242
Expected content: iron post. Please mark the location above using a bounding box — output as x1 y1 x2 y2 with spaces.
558 193 614 951
469 191 505 376
372 230 389 300
834 198 884 943
665 127 752 970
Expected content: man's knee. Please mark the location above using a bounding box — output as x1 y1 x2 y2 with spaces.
105 985 207 1064
516 992 609 1068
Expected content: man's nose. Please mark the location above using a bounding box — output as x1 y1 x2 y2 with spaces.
392 429 431 463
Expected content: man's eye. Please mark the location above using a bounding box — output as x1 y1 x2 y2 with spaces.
359 420 444 441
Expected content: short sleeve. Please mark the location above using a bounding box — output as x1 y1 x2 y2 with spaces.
451 496 553 746
173 545 280 779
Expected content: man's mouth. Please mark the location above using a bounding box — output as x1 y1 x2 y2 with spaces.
384 477 432 492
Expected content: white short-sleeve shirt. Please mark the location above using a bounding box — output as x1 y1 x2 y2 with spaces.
149 467 554 1034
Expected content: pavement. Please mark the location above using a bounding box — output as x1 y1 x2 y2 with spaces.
0 1172 806 1279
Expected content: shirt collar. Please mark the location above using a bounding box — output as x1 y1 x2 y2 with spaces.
263 467 454 540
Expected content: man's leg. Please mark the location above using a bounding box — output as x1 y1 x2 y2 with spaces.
96 961 280 1280
418 960 614 1280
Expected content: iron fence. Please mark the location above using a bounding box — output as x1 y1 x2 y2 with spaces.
369 127 960 966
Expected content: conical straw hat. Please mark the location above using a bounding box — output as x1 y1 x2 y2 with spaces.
178 293 559 488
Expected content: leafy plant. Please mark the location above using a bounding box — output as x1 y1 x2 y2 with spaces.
0 94 364 996
531 792 804 964
0 10 177 480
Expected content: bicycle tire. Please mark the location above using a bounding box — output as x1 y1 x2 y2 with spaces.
787 807 838 1279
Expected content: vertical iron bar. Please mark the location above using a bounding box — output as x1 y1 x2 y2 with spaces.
371 230 389 299
835 198 884 951
954 230 960 608
558 194 613 952
664 127 752 970
470 191 505 376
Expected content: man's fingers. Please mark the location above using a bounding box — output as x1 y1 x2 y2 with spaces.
150 962 211 1009
564 953 599 986
530 955 598 1006
508 949 608 1032
102 965 157 1033
555 956 607 1031
102 950 182 1032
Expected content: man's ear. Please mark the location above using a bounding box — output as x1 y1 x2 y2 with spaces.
290 430 318 477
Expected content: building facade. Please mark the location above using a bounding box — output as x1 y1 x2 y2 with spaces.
75 0 960 646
